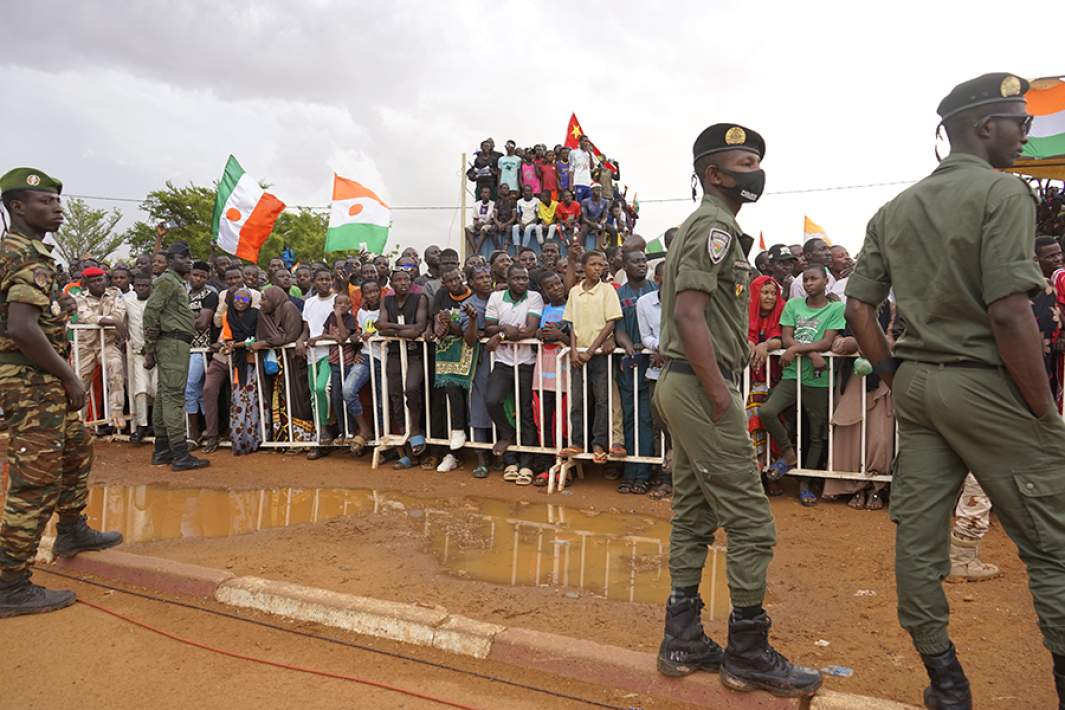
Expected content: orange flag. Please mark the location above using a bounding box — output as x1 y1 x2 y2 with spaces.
758 231 766 250
803 216 832 245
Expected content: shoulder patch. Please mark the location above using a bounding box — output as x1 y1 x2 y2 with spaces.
33 268 52 290
707 229 731 264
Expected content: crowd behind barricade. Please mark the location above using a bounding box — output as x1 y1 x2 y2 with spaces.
57 170 1065 508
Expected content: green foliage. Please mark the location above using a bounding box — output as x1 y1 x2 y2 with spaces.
261 208 328 267
52 198 124 265
123 181 216 258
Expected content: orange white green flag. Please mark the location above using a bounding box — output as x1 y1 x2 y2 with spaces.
803 216 832 245
326 174 391 254
211 155 286 263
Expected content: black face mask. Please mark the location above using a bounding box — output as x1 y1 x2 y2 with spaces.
717 167 766 204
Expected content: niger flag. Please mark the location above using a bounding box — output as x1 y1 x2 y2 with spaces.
803 216 832 245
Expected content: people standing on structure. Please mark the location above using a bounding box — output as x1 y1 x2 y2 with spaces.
0 167 122 617
846 73 1065 708
653 125 821 697
143 241 209 471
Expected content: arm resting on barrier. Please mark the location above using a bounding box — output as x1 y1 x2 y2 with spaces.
845 298 894 389
988 292 1055 418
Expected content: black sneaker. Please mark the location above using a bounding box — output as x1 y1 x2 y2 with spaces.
53 514 123 558
720 612 822 698
656 594 724 676
0 574 76 618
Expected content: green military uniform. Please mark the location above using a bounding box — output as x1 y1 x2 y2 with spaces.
0 174 93 577
654 190 773 606
846 74 1065 661
142 259 195 455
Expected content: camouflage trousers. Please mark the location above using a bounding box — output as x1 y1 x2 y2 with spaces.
952 473 991 542
0 368 93 575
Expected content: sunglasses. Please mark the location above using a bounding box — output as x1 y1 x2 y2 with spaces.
234 295 251 304
980 113 1034 134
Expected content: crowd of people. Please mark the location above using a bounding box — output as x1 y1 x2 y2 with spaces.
464 136 638 261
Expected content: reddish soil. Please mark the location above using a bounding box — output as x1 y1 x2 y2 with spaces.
40 442 1065 705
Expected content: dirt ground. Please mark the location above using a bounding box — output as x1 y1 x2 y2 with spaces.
35 442 1062 706
2 574 678 710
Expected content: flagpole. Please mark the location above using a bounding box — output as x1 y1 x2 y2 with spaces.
459 152 468 262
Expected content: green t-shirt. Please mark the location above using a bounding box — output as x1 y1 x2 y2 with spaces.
779 297 846 388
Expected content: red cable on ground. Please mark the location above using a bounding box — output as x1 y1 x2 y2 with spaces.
75 599 482 710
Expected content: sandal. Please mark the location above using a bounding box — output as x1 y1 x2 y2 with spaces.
534 472 549 487
420 455 440 471
764 479 785 497
503 464 520 482
648 482 673 500
631 480 650 495
848 491 867 510
472 465 489 479
609 444 627 458
799 482 818 507
865 490 885 511
349 434 368 457
393 456 413 470
515 468 534 486
592 447 608 464
617 481 633 494
409 435 426 457
764 457 794 482
559 446 582 458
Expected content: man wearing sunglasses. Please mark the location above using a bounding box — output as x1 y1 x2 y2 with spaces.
847 73 1065 708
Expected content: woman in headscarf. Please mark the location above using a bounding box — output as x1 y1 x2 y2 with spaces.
222 288 261 455
746 275 785 494
253 285 316 446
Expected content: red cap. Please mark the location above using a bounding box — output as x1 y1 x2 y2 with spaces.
82 266 106 278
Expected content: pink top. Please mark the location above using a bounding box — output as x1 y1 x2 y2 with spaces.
520 162 542 194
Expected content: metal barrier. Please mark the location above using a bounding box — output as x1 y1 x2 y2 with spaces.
68 323 900 494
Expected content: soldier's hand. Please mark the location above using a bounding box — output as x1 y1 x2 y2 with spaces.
143 353 156 370
62 375 86 412
709 385 732 424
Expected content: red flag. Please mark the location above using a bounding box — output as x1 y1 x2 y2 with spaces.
563 113 616 172
758 231 766 250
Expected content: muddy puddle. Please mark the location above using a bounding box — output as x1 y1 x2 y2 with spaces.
58 485 731 615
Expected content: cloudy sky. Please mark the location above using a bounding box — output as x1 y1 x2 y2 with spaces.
1 1 1055 260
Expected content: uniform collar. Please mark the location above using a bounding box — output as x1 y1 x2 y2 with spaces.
935 152 993 172
577 279 607 296
502 289 528 304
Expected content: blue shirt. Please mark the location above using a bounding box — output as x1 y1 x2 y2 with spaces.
616 280 657 346
498 155 521 191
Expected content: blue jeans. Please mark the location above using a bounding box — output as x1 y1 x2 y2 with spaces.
184 350 208 414
343 356 383 433
617 354 653 482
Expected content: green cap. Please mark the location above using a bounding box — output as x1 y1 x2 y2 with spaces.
0 167 63 197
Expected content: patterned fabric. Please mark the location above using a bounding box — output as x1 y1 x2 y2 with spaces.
0 369 92 574
953 473 991 541
0 230 67 358
271 353 316 443
433 335 477 389
230 361 262 455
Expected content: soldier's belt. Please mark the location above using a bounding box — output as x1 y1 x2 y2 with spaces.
906 359 999 370
667 359 741 386
0 351 33 367
159 331 193 344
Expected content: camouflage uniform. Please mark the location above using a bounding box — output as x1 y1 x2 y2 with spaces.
0 230 93 575
74 286 127 422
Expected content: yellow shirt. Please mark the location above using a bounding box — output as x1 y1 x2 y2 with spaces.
563 280 622 349
537 200 558 225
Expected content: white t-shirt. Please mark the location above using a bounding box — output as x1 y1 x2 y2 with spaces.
485 289 544 366
829 276 848 304
472 199 495 225
303 294 337 362
789 270 837 300
358 307 382 362
516 197 541 226
570 149 592 187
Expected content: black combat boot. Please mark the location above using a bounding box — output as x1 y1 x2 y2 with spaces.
171 440 210 471
129 425 149 444
720 611 823 698
1054 669 1065 710
656 594 725 676
150 436 173 465
0 571 76 618
920 644 971 710
53 514 124 558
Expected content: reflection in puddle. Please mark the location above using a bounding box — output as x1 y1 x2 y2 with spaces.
52 485 730 616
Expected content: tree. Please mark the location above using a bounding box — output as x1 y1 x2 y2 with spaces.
52 198 124 265
123 181 216 258
261 208 328 268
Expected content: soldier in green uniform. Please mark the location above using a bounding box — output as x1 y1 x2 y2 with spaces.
653 125 821 697
143 241 209 471
0 167 123 618
847 73 1065 709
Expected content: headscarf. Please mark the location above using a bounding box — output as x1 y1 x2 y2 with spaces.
227 289 259 343
256 285 302 346
748 275 784 345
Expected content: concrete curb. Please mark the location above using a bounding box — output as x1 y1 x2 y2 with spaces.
43 548 919 708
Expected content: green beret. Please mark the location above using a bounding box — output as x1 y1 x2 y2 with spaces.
937 73 1029 121
693 123 765 163
0 167 62 196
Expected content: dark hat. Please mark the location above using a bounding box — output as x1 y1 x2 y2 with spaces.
937 73 1029 121
0 167 62 196
192 260 211 272
693 124 765 162
165 241 191 257
81 266 106 278
767 244 796 262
